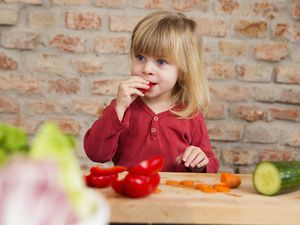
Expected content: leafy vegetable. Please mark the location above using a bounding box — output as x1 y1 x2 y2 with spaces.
30 122 94 219
0 123 29 166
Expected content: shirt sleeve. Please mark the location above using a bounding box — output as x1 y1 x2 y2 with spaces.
191 113 220 173
83 99 130 162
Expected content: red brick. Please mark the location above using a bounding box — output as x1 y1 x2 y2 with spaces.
0 75 44 94
251 85 280 103
4 0 42 4
207 121 242 141
279 88 300 104
92 79 121 96
48 118 81 134
210 84 248 102
27 100 63 114
95 0 127 8
259 149 295 161
28 10 59 28
65 12 101 30
268 107 300 122
232 104 265 122
94 36 129 54
70 57 106 74
109 15 142 32
234 19 267 38
73 98 111 116
49 34 86 53
7 118 41 134
254 42 289 62
144 0 169 9
292 3 300 19
218 40 247 57
275 63 300 84
0 96 19 113
48 78 80 94
52 0 90 5
253 0 279 20
291 24 300 43
196 17 227 37
1 31 40 50
222 148 258 165
30 54 66 75
216 0 240 14
244 124 279 143
205 101 226 119
237 63 272 82
0 52 18 70
0 8 18 25
285 130 300 147
173 0 209 11
272 23 289 39
205 61 236 80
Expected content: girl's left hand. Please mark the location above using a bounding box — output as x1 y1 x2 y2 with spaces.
180 146 209 170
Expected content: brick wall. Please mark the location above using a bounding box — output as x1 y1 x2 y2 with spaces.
0 0 299 173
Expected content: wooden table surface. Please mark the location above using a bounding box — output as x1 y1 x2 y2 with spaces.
96 172 300 225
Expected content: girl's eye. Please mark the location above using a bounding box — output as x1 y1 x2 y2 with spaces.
136 55 144 61
157 59 167 65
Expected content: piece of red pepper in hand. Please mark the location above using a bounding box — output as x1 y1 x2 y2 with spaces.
111 156 164 198
85 165 127 188
139 82 154 94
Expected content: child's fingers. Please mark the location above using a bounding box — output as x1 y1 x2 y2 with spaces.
196 157 209 168
189 151 206 167
182 146 200 167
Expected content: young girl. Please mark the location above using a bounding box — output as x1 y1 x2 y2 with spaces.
84 11 219 173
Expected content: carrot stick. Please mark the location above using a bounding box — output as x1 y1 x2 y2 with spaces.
200 187 218 193
194 183 211 190
165 180 180 186
180 180 194 187
220 172 241 188
213 184 230 192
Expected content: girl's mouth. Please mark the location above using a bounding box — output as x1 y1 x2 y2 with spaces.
140 82 156 94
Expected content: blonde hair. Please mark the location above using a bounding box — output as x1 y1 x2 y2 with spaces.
131 11 210 118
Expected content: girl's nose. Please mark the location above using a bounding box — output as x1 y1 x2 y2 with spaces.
143 61 154 75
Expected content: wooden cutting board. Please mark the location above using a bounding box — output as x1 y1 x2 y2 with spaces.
97 172 300 225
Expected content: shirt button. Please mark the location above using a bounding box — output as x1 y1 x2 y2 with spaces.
154 116 159 121
151 128 156 133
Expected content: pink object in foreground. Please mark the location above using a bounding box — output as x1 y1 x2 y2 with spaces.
0 158 78 225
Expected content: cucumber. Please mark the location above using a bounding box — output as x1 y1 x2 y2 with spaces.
253 161 300 196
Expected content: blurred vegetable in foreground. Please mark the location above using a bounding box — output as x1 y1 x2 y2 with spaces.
0 123 29 165
0 122 103 225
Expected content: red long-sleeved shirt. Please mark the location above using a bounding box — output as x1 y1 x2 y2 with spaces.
84 97 219 173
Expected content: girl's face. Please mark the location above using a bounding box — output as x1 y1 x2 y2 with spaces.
131 54 179 102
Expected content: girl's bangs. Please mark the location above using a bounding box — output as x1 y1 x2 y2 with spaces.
131 27 177 63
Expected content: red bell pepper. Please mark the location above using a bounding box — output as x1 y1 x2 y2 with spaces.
85 165 127 188
85 173 118 188
129 155 164 176
111 156 164 198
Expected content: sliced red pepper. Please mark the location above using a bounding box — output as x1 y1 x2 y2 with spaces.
129 156 164 176
85 165 127 188
85 173 118 188
90 165 127 176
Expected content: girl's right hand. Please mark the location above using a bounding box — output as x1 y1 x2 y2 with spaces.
115 76 149 121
